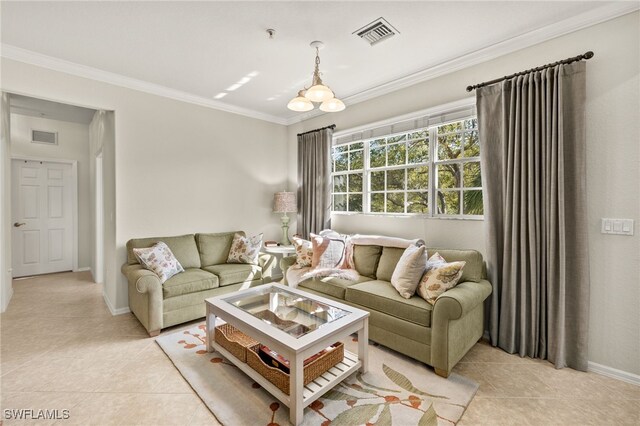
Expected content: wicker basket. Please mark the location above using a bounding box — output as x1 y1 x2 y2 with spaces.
214 324 259 363
246 342 344 395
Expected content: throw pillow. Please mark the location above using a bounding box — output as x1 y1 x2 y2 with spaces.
310 233 347 269
292 237 313 269
390 244 427 299
133 242 184 284
227 233 263 265
416 252 466 305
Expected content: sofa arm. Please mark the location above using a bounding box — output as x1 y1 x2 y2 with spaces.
280 255 297 285
431 280 492 377
259 252 277 283
121 264 162 294
432 280 492 321
121 263 163 336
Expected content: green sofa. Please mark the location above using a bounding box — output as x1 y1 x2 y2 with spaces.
281 244 492 378
121 232 276 336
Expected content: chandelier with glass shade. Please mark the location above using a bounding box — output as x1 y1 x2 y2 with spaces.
287 41 346 113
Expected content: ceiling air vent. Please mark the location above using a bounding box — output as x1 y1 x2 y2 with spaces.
354 17 399 46
31 130 58 145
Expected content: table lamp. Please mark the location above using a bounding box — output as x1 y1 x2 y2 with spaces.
273 192 297 245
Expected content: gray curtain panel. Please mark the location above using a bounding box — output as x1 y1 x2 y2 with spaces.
297 127 333 238
477 61 590 371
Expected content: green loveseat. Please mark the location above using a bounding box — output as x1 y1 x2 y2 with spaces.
122 232 276 336
281 245 492 378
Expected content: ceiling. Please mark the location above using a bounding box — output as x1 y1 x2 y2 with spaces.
0 1 632 124
10 94 96 125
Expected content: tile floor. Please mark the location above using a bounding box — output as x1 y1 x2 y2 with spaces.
1 271 638 425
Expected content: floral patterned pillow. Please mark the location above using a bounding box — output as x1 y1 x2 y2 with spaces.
227 233 263 265
416 252 466 305
133 242 184 284
292 237 313 269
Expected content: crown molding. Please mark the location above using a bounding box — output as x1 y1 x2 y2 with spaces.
0 44 289 125
283 2 639 126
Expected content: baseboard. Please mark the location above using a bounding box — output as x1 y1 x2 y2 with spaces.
588 361 640 386
102 290 131 316
73 267 91 272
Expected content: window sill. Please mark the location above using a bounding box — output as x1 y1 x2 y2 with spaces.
331 212 484 221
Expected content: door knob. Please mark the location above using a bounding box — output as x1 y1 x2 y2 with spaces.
13 222 26 227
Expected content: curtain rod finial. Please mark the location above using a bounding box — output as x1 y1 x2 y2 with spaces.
466 85 473 92
584 51 594 59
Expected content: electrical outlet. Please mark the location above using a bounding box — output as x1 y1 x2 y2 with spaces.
601 218 634 236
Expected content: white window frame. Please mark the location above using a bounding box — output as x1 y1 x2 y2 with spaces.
330 99 483 220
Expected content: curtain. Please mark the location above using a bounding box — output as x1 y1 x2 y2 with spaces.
477 61 590 371
297 127 333 238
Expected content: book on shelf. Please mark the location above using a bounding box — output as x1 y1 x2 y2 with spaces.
258 343 339 374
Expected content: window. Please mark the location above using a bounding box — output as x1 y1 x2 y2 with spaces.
331 141 364 212
434 118 483 217
331 117 482 218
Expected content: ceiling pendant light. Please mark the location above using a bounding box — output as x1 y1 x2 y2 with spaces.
288 41 345 113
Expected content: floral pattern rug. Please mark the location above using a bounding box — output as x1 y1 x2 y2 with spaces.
156 323 478 425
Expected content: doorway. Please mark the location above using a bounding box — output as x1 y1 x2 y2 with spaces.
11 158 77 277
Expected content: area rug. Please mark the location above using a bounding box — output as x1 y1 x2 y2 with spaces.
156 323 478 425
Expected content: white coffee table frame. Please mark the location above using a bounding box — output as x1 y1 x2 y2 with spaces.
205 284 369 426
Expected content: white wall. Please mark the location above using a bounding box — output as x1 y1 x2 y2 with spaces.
1 60 289 313
287 12 640 376
10 114 92 269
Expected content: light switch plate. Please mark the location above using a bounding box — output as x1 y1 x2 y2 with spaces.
601 218 634 236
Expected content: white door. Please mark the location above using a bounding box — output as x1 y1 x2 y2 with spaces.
11 160 74 277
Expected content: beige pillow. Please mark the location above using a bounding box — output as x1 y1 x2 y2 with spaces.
390 244 427 299
292 237 313 269
227 233 263 265
416 252 466 305
310 233 347 269
133 242 184 284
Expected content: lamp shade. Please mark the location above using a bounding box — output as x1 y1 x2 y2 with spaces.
287 93 314 112
273 192 297 213
319 97 346 112
304 84 334 103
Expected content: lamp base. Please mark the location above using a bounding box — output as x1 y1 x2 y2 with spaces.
280 214 291 246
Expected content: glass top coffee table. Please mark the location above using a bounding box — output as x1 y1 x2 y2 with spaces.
205 284 369 426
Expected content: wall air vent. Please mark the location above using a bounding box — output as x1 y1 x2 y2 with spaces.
354 17 399 46
31 130 58 145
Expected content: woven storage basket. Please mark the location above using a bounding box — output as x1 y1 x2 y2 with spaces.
214 324 258 363
246 342 344 395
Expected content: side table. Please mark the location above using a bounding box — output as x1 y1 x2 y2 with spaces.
263 245 296 282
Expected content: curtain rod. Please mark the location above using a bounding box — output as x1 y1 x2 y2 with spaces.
466 51 594 92
297 124 336 137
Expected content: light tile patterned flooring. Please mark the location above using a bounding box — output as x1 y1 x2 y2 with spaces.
1 271 638 425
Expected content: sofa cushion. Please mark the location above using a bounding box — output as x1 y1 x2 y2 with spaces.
227 233 263 265
133 242 184 284
298 275 372 300
390 245 427 299
352 245 382 279
376 247 406 282
196 231 243 267
127 234 201 269
427 249 483 283
203 264 262 287
162 268 219 298
345 280 433 327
